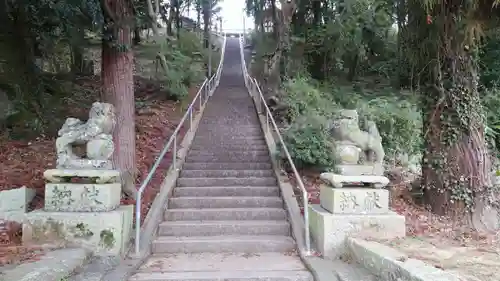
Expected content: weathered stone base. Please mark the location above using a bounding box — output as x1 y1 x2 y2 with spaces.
22 205 133 256
44 169 119 184
309 204 405 258
320 173 390 188
336 164 384 176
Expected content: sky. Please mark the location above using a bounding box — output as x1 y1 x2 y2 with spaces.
219 0 254 32
182 0 254 32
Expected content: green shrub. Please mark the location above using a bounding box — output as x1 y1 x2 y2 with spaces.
355 96 422 157
281 114 337 169
277 77 339 169
280 76 422 166
483 87 500 156
282 76 339 121
153 33 207 100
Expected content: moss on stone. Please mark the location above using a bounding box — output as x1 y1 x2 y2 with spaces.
99 229 115 249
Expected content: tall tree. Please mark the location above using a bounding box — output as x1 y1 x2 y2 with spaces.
407 0 496 219
101 0 137 199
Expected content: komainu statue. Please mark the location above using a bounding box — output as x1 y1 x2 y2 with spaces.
55 102 116 169
330 109 385 165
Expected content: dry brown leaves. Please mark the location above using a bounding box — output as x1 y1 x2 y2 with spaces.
0 75 202 265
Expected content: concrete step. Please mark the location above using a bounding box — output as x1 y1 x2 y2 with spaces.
191 137 266 143
189 144 269 150
186 155 271 163
180 169 274 178
130 270 313 281
174 186 279 197
177 177 277 187
187 150 270 157
169 196 283 209
137 252 309 273
198 121 263 127
182 162 272 170
189 142 267 148
164 208 287 221
158 220 290 236
192 135 264 141
152 235 296 253
195 129 263 136
185 154 271 163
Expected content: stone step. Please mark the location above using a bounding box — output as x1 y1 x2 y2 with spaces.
164 208 287 221
196 128 263 135
189 141 267 148
187 150 270 157
195 132 264 139
185 154 271 163
177 177 277 187
198 122 262 127
174 186 279 197
136 252 309 273
191 136 266 143
188 144 269 150
158 220 290 236
192 134 264 141
182 162 273 170
152 235 296 253
169 196 283 209
130 271 313 281
180 169 274 178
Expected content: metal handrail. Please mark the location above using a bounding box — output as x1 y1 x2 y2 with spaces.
238 36 311 256
134 33 227 255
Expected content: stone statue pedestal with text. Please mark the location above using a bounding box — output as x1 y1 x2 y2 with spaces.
309 109 405 258
309 173 406 258
21 102 133 256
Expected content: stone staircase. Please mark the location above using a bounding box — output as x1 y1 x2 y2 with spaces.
128 38 313 281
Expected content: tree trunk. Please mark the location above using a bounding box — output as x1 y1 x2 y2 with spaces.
395 0 405 88
416 6 492 218
101 0 137 200
202 0 210 76
270 0 278 39
175 0 180 39
309 0 324 80
147 0 159 36
133 27 142 45
167 0 175 36
196 5 201 29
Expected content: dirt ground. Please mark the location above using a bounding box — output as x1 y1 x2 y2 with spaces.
380 235 499 281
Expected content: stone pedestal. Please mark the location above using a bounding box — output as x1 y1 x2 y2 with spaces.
22 169 133 256
0 186 36 222
309 173 406 258
309 205 405 258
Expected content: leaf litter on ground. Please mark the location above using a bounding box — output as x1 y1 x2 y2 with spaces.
0 75 203 267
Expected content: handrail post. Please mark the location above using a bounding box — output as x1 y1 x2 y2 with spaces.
135 192 142 256
172 135 177 170
189 107 193 131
